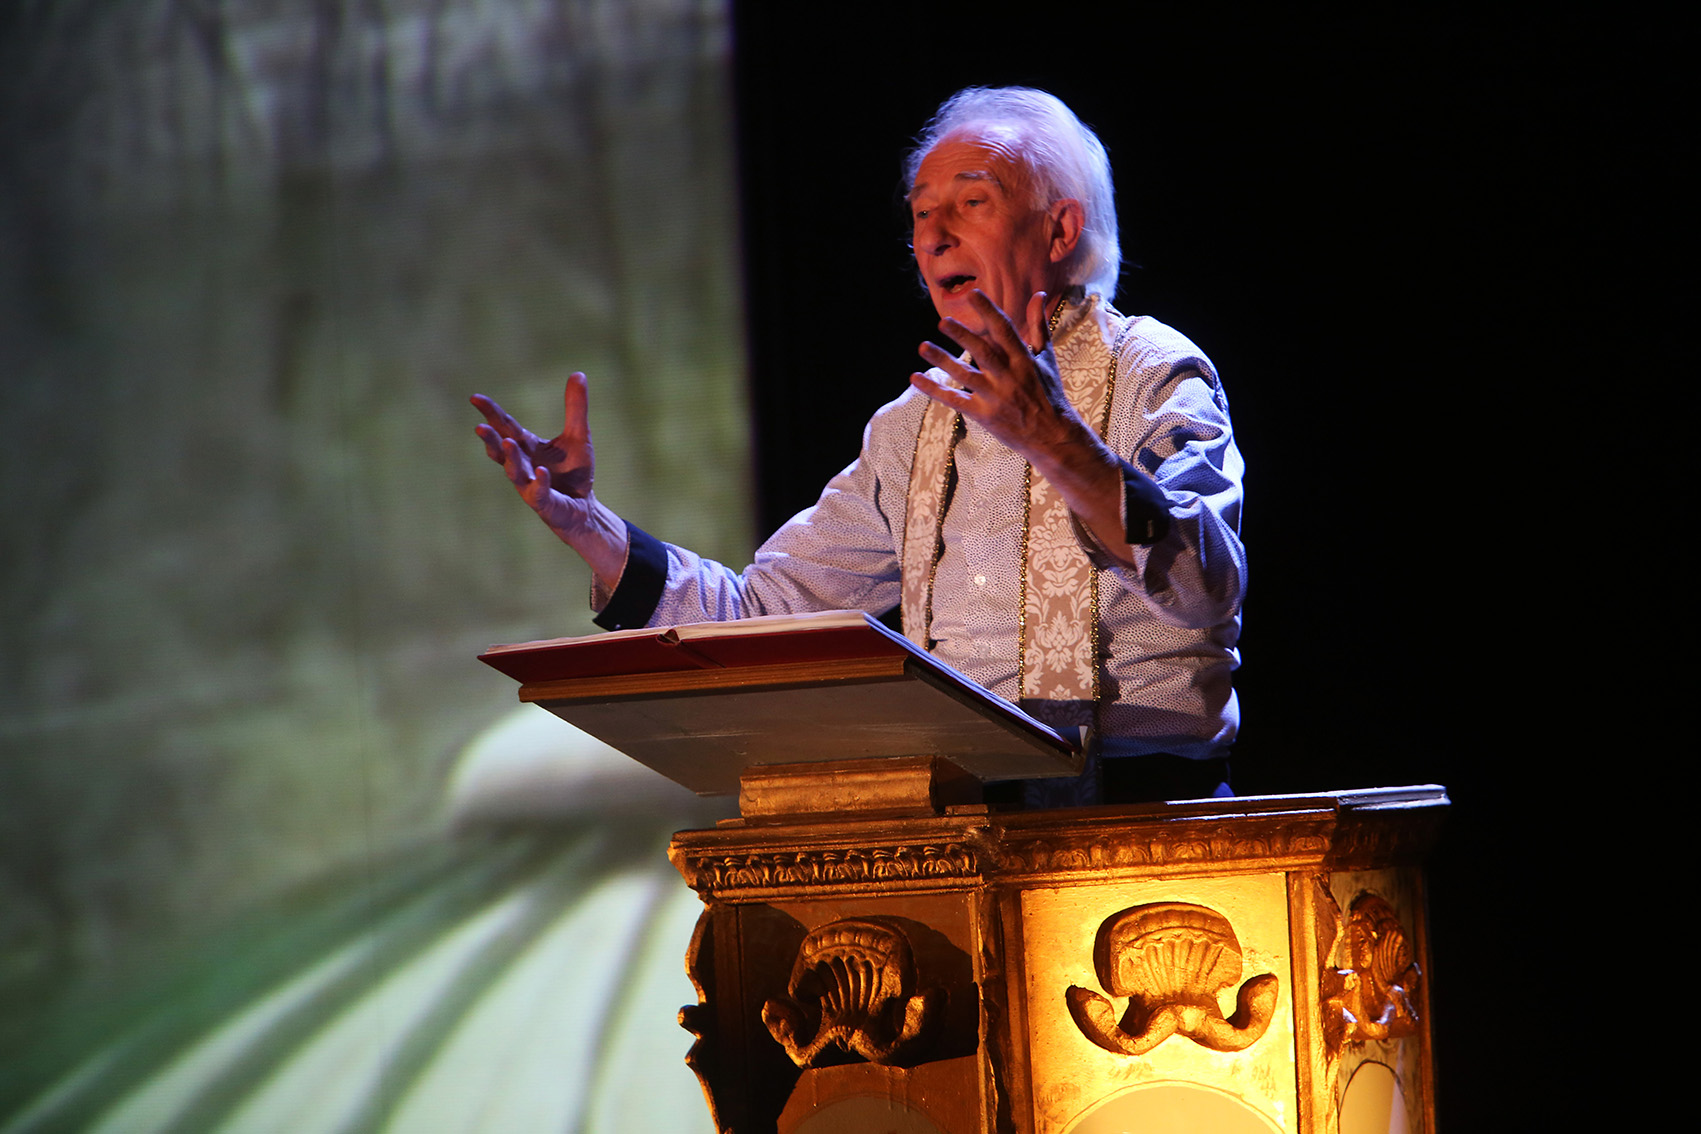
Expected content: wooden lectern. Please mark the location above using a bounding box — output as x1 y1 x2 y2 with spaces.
483 613 1445 1134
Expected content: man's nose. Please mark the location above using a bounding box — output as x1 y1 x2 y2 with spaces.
913 213 954 257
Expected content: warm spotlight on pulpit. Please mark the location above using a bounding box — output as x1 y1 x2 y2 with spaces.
483 612 1444 1133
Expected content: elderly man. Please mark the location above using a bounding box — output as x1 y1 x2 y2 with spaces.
473 87 1244 802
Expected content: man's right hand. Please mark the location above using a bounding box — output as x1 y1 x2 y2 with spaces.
471 372 628 590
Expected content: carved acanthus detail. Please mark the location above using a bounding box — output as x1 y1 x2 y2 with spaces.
1004 822 1332 875
762 918 942 1067
678 842 979 893
1322 892 1421 1051
1066 902 1278 1056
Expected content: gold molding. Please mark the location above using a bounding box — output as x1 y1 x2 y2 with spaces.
997 820 1334 875
675 841 983 893
672 789 1448 899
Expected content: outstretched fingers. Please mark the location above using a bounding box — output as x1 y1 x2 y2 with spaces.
969 288 1030 355
471 374 614 563
473 422 501 462
964 288 1034 356
470 392 519 436
499 437 557 515
932 289 1049 376
916 339 977 385
497 436 533 488
470 393 532 463
936 316 1000 369
909 366 974 409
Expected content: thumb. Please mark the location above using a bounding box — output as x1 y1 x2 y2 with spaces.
1026 291 1051 353
562 371 592 440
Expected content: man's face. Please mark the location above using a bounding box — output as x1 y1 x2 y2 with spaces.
909 130 1069 338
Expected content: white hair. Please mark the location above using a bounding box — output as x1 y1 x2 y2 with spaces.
905 87 1121 299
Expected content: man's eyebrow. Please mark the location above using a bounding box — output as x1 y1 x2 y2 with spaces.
908 170 1001 202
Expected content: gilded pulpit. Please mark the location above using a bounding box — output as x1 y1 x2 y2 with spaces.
670 781 1442 1134
480 613 1444 1133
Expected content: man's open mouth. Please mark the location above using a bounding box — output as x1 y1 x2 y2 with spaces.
940 274 975 294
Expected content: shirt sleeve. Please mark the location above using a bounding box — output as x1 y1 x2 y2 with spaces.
1098 327 1247 630
592 389 923 630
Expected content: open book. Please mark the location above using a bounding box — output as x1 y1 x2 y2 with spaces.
479 610 1081 795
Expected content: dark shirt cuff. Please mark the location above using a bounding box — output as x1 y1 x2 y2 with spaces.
593 521 668 631
1120 459 1172 545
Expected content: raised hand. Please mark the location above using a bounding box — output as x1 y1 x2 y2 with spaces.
910 289 1081 465
910 289 1137 564
471 372 626 587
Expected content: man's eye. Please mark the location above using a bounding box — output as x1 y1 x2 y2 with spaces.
913 208 929 221
965 198 984 207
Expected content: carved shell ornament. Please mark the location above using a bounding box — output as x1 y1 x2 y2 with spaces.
1066 902 1279 1056
1322 892 1421 1051
762 918 942 1067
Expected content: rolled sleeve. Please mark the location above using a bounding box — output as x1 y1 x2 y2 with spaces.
1098 334 1247 629
591 520 670 631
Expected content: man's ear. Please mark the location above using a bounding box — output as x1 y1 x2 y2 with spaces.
1048 198 1085 263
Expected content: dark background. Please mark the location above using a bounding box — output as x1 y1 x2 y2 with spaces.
731 7 1677 1125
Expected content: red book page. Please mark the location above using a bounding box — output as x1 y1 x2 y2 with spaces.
478 611 907 685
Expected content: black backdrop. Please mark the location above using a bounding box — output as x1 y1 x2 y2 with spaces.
730 6 1678 1125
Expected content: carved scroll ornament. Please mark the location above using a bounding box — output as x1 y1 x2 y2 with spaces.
762 918 942 1067
1066 902 1279 1056
1322 892 1421 1051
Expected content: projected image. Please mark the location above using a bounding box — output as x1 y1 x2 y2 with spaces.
0 1 745 1128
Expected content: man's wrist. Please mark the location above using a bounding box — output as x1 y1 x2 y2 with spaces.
557 495 629 592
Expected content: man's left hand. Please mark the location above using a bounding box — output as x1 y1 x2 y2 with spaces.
910 289 1081 465
910 288 1143 566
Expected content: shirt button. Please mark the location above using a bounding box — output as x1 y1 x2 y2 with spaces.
974 575 987 586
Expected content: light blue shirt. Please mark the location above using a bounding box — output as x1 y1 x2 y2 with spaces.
613 305 1244 759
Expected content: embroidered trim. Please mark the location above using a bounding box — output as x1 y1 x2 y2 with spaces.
905 295 1132 731
902 398 961 647
926 415 965 645
1018 460 1031 692
1087 318 1136 718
